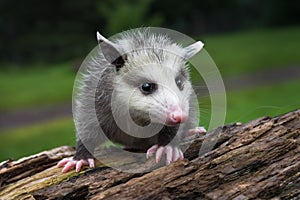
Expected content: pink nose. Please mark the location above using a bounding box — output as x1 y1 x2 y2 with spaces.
168 109 188 125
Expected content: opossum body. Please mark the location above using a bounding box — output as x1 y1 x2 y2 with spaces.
58 29 206 172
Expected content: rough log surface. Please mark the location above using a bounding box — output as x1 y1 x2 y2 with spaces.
0 109 299 200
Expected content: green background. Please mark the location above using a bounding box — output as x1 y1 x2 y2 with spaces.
0 0 299 161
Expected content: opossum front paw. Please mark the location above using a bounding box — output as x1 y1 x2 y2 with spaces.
146 144 184 165
187 126 207 137
57 157 95 173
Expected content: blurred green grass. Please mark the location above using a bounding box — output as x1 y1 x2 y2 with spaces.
203 26 300 76
0 118 75 161
0 27 300 161
200 79 300 128
225 79 300 124
0 63 75 111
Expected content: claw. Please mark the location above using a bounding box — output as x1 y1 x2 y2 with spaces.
57 157 95 173
146 144 184 165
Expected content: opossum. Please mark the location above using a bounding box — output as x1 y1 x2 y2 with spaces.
58 29 206 172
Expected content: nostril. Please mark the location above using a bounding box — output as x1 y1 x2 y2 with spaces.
171 113 181 123
170 111 188 124
166 107 188 125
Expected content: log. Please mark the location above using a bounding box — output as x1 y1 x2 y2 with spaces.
0 109 299 200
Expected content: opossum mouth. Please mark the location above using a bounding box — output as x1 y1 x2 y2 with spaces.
164 121 185 126
128 109 187 126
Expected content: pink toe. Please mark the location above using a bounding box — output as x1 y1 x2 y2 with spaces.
187 127 207 137
88 159 95 168
62 161 75 173
155 147 164 163
76 161 84 172
165 146 173 165
179 150 184 160
197 127 207 133
146 145 159 159
57 158 69 167
146 145 185 165
172 147 180 161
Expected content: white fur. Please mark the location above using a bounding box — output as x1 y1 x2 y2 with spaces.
74 29 203 141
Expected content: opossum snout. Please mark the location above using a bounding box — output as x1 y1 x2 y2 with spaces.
166 107 188 125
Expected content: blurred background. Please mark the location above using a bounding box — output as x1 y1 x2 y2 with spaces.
0 0 300 162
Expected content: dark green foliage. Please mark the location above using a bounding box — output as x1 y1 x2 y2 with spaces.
0 0 299 65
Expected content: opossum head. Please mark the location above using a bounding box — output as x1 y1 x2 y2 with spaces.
97 31 204 126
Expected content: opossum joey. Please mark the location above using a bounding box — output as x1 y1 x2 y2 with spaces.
58 29 206 173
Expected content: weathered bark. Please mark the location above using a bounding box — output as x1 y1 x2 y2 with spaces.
0 109 299 200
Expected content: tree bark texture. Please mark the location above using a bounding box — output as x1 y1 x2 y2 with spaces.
0 109 299 200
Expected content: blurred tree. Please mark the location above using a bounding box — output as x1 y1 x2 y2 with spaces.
0 0 101 64
96 0 163 36
260 0 300 26
0 0 299 65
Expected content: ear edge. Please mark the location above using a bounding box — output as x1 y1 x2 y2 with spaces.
96 31 108 43
185 41 204 60
96 31 126 71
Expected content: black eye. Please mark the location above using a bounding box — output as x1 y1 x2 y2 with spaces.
175 77 184 90
140 82 157 95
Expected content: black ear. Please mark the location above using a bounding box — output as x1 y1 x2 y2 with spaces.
111 54 127 71
96 32 126 71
